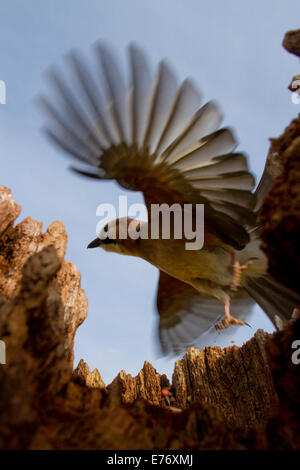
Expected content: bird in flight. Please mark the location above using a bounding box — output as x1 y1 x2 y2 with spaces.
39 42 300 355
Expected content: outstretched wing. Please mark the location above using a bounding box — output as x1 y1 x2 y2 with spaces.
38 42 256 250
156 270 255 355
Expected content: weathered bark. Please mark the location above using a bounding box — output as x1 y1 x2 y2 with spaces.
283 29 300 57
259 116 300 293
0 30 299 450
172 333 278 430
0 181 298 449
259 29 300 293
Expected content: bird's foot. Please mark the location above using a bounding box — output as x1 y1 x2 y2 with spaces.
215 301 251 330
216 315 251 330
230 260 253 291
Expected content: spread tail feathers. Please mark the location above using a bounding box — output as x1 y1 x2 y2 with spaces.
245 274 300 325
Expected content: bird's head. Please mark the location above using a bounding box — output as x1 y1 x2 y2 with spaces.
87 216 147 256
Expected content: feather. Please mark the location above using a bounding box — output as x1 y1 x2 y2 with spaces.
94 42 130 144
46 68 103 152
67 50 114 147
128 43 152 148
191 171 255 191
142 61 178 155
163 102 223 164
182 153 248 177
157 271 254 356
210 200 257 225
170 128 237 169
246 274 300 323
158 79 202 158
199 189 256 209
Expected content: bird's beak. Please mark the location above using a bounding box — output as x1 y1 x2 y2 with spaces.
87 237 102 249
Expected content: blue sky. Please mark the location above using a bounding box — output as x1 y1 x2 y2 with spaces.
1 0 299 383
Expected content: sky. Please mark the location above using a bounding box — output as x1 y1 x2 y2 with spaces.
1 0 299 383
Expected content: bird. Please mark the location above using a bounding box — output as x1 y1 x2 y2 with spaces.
38 42 300 355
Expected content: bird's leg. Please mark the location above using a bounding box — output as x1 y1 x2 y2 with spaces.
215 300 251 330
191 279 251 331
230 250 253 291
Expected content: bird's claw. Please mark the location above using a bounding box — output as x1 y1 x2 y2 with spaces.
215 315 251 330
230 260 253 291
215 301 251 330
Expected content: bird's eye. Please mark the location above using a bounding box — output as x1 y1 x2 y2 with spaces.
103 224 109 232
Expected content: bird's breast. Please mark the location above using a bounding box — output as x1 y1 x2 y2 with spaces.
140 238 233 288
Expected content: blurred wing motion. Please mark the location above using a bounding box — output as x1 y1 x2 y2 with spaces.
39 42 256 251
157 271 255 355
39 42 261 355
